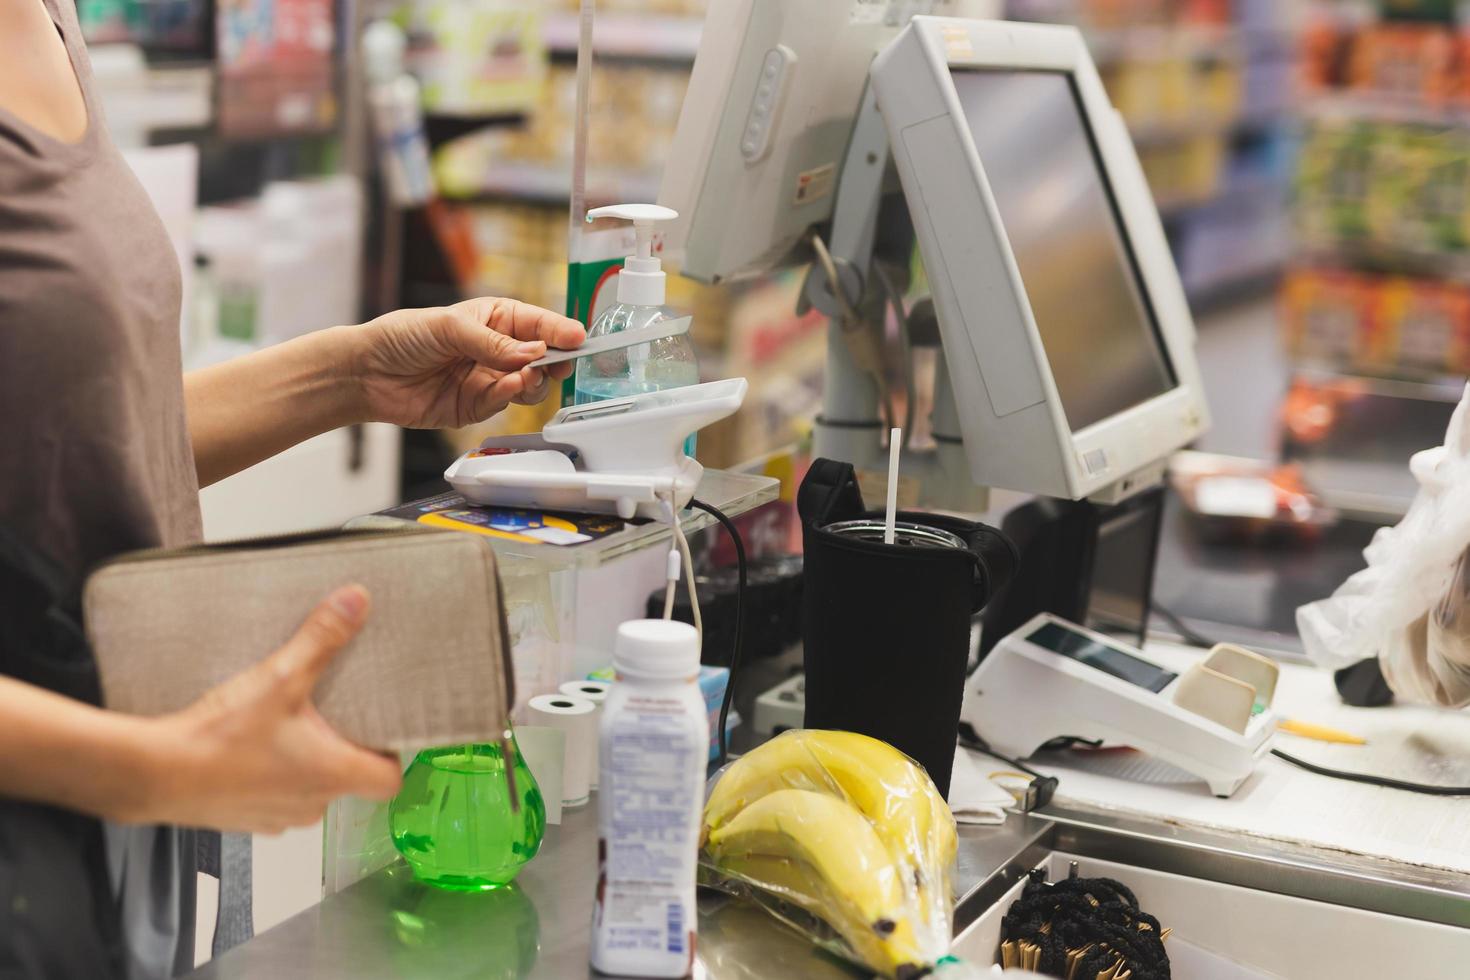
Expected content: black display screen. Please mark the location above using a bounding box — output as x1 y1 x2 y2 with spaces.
1027 621 1176 693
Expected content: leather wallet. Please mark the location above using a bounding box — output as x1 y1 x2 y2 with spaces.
84 527 514 752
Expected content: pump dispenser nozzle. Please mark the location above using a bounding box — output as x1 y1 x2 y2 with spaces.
586 203 679 307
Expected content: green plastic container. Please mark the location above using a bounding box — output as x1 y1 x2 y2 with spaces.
390 737 546 891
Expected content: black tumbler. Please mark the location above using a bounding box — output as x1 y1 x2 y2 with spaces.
799 459 1018 798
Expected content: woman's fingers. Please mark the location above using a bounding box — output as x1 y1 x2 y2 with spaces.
456 296 585 350
268 586 371 706
327 743 403 801
514 365 551 406
468 366 527 420
440 308 546 373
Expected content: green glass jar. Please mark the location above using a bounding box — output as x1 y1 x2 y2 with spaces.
390 736 546 891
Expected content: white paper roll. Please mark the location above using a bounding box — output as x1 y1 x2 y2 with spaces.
559 681 611 788
513 726 566 826
559 680 611 704
524 693 597 807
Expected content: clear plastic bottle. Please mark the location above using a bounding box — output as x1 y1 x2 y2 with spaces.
574 204 699 456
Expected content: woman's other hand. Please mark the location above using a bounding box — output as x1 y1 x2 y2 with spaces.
351 297 586 429
123 586 403 834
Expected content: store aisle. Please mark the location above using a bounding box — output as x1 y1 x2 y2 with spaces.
1190 296 1288 462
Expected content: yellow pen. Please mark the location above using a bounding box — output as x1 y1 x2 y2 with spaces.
1277 717 1367 746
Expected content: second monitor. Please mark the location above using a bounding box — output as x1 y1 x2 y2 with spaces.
870 17 1209 500
659 12 1210 502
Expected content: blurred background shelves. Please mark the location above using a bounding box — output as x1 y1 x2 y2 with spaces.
1006 0 1298 306
1280 0 1470 519
541 9 704 62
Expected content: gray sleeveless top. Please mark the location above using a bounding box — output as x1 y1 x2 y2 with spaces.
0 0 202 577
0 3 204 976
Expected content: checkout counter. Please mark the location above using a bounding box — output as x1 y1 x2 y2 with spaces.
192 13 1470 978
189 658 1470 978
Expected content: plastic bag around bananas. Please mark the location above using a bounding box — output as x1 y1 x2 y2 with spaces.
699 729 957 979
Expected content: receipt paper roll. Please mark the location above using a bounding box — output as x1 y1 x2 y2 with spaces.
559 681 611 788
513 725 566 825
525 693 597 807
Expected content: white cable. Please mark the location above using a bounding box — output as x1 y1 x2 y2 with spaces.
662 547 680 620
810 232 860 326
660 496 680 621
673 517 702 645
811 231 895 431
662 493 702 648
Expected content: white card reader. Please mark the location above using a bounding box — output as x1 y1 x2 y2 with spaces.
962 613 1278 797
445 377 748 520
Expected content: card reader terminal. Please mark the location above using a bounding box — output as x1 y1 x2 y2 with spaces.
962 613 1278 796
445 378 747 520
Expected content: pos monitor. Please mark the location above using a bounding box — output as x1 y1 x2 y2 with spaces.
659 1 975 284
869 18 1208 499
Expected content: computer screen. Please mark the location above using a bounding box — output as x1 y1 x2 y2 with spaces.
951 70 1176 433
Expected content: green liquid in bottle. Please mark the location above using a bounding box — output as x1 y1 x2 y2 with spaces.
389 738 546 892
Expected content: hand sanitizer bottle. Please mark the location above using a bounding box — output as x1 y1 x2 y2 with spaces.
590 619 708 978
574 204 699 456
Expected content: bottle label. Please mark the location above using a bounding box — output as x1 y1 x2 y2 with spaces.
596 694 702 962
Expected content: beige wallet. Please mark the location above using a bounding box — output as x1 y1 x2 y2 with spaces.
84 527 515 752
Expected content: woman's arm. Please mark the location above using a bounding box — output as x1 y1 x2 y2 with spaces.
186 298 583 488
0 674 162 821
185 326 361 489
0 586 401 833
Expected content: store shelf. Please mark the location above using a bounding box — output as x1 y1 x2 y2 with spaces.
442 162 661 205
1295 241 1470 282
542 11 703 61
424 112 529 146
1128 111 1281 147
1086 23 1240 65
357 470 779 570
1303 92 1470 129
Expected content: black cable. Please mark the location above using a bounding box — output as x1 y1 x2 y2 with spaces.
1149 600 1219 650
956 723 1059 811
1147 606 1469 795
1271 747 1470 796
957 724 1043 777
689 498 746 767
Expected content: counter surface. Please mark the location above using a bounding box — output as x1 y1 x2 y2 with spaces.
190 803 1051 979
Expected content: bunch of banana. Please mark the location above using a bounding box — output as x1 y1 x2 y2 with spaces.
705 789 924 975
701 730 958 978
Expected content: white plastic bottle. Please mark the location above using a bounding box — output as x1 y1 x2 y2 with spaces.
361 21 434 208
574 204 699 456
591 619 709 978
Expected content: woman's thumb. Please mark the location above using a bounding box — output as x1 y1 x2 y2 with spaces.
269 585 370 703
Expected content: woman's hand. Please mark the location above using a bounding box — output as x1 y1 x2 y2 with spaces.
124 586 403 834
351 297 586 430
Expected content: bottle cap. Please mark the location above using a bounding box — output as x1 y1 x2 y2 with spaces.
361 20 408 85
586 204 678 307
613 619 700 680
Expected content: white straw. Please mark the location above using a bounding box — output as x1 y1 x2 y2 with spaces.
885 427 901 545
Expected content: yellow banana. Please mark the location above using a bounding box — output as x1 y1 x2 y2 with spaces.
705 789 924 976
704 730 958 873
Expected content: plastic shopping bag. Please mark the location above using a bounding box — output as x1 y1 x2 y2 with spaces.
699 730 956 978
1298 384 1470 707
